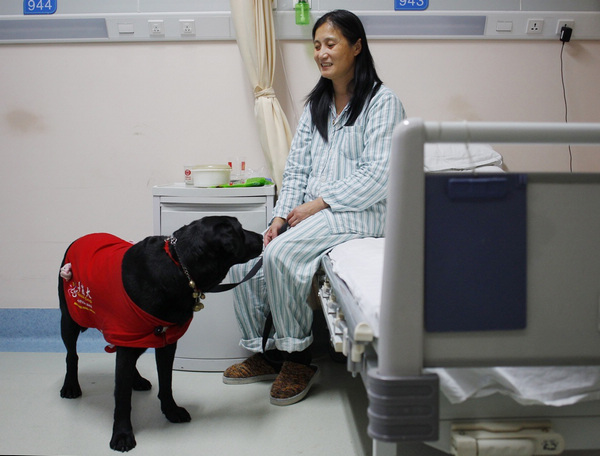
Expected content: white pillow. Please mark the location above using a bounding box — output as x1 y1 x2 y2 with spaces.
424 143 503 172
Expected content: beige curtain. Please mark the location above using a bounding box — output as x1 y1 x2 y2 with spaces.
230 0 293 190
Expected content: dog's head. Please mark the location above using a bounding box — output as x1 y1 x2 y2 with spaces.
172 216 263 290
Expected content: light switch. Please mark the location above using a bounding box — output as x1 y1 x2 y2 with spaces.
496 21 513 32
118 23 134 34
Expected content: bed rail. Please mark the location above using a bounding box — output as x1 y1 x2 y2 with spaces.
379 119 600 379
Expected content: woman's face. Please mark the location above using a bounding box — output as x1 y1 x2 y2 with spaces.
313 21 362 86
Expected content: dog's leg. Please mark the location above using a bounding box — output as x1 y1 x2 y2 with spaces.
155 343 191 423
110 347 145 452
60 312 83 398
132 366 152 391
59 276 83 399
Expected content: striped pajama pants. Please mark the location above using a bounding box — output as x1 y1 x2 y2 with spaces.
230 210 362 354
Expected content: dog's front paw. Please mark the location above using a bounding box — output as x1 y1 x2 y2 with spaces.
162 405 191 423
110 430 136 452
60 382 82 399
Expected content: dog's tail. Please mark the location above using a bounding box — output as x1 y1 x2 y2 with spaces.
58 248 70 312
58 245 88 334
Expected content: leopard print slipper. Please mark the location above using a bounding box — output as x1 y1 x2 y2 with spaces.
222 353 280 385
269 361 319 406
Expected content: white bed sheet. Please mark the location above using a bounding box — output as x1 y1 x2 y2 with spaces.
327 237 600 406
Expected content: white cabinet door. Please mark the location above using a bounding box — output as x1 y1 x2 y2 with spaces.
174 288 251 371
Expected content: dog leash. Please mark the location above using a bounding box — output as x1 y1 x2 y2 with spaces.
206 258 263 293
206 222 290 293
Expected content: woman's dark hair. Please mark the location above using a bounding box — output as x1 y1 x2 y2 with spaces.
307 9 382 141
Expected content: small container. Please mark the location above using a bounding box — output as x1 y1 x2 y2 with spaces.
184 165 195 185
295 0 310 25
191 165 232 187
228 157 247 183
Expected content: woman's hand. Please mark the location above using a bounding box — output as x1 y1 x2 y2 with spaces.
265 198 329 246
286 197 329 227
264 217 287 246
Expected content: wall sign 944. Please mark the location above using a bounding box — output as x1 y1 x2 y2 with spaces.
395 0 428 10
24 0 57 15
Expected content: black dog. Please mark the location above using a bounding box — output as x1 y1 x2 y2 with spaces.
58 216 262 452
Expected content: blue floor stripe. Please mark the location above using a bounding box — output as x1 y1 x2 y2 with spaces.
0 308 105 353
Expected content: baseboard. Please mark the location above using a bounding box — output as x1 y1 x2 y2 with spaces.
0 308 104 353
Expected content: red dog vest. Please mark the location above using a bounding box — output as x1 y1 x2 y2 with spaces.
63 233 191 348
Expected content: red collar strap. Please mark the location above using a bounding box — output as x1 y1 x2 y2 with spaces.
164 238 180 267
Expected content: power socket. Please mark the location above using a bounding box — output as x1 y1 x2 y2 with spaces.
179 20 196 36
526 19 544 34
148 20 164 36
556 19 574 35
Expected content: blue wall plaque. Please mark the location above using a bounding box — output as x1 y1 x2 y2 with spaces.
24 0 58 15
394 0 428 11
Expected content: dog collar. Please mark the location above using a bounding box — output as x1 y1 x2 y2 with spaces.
165 237 205 312
164 239 180 266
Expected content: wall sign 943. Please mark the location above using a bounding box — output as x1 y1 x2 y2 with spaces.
24 0 57 15
395 0 428 10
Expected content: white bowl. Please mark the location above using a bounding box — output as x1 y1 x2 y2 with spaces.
191 165 231 187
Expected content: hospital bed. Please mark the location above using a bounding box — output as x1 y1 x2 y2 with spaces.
317 119 600 455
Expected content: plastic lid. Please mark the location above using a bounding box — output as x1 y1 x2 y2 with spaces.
192 164 231 170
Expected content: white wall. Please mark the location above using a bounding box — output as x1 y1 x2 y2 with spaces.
1 38 599 309
277 39 600 172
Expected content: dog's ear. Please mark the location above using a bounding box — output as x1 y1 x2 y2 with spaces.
217 223 242 255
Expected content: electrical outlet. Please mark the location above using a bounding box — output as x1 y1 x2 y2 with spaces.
526 19 544 34
556 19 574 35
148 20 164 36
179 20 196 36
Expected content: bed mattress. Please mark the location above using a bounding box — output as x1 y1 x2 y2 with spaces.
327 237 600 406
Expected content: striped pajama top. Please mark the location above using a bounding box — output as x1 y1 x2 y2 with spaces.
274 84 405 236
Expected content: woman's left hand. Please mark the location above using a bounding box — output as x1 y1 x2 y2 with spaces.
286 197 329 227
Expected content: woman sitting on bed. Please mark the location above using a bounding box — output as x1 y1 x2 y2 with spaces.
223 9 405 405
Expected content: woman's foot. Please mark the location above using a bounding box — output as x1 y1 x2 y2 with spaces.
222 353 280 385
270 361 319 406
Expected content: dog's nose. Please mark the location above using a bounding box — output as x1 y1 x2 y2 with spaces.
245 231 263 256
